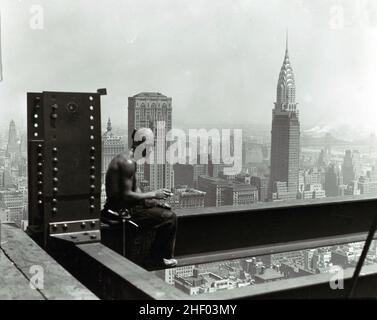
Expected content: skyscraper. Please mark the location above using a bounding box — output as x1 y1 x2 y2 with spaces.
269 35 300 201
101 118 125 182
324 163 343 197
6 120 19 158
128 92 174 190
342 150 361 185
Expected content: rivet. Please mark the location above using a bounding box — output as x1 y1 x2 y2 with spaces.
90 185 95 191
81 222 86 229
52 198 58 204
53 157 58 163
63 224 68 230
90 205 95 211
90 234 97 240
52 224 58 230
53 177 58 183
52 207 58 214
51 113 58 119
51 104 58 110
90 146 95 152
38 153 43 158
53 187 58 193
91 221 96 227
90 156 95 162
37 162 42 167
53 167 58 173
52 147 58 153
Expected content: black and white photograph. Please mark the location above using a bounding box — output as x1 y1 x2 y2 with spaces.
1 0 377 311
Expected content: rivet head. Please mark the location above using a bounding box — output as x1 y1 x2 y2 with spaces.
37 162 42 167
53 177 58 183
90 147 95 152
53 187 58 193
90 234 97 240
81 222 86 229
52 147 58 153
52 198 58 204
90 156 95 162
90 185 95 191
90 166 96 171
91 221 96 227
53 167 58 173
63 224 68 230
51 104 58 109
90 196 95 202
90 205 95 211
53 157 58 163
52 224 58 230
90 175 95 181
38 191 43 196
52 207 58 214
51 113 58 119
37 144 43 149
38 153 43 158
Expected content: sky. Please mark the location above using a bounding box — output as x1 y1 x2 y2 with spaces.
0 0 377 138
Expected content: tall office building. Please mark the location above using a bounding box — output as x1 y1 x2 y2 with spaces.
6 120 19 158
101 118 125 182
342 150 361 185
324 164 343 197
128 92 173 190
269 36 300 200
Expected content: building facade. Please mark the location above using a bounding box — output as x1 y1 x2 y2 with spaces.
101 118 125 182
128 92 173 190
269 38 300 201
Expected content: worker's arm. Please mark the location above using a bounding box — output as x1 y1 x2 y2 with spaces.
122 189 171 202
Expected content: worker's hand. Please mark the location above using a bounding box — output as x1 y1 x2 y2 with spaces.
154 189 172 199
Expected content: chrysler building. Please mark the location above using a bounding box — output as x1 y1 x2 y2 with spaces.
269 35 300 201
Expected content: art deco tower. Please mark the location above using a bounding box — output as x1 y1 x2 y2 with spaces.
6 120 20 158
269 35 300 200
128 92 174 190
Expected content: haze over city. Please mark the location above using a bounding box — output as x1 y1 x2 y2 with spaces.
0 0 377 140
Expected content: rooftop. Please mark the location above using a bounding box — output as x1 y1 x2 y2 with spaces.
0 224 97 300
132 92 169 99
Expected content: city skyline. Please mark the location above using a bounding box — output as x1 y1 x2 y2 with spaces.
0 0 376 136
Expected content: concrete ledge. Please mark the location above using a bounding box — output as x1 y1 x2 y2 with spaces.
0 224 98 300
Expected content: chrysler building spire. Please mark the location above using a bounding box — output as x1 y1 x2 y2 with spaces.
275 32 297 113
